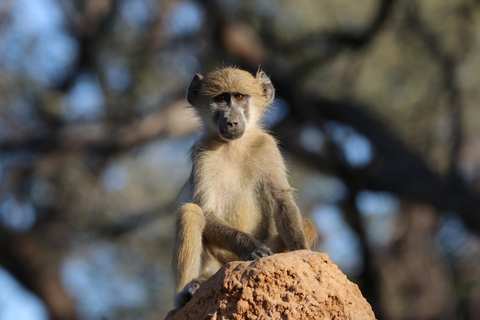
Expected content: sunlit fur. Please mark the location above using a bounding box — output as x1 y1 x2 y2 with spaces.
201 67 271 108
188 67 272 135
173 67 317 308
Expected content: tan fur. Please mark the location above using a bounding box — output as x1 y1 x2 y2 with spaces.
303 218 319 247
199 67 271 110
173 203 205 292
173 68 318 308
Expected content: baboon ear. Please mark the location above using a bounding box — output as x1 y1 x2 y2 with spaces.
187 74 203 105
256 71 275 101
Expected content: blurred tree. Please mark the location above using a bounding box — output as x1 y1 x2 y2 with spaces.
1 0 480 319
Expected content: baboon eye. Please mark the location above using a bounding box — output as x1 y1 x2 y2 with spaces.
216 94 228 102
235 94 244 101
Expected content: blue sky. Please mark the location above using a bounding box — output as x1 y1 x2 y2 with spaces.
0 268 48 320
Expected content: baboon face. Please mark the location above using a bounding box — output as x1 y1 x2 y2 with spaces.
213 92 248 140
187 68 274 140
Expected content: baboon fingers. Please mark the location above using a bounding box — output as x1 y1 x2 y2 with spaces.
244 244 273 261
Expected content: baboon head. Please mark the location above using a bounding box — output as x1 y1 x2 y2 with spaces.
187 67 275 140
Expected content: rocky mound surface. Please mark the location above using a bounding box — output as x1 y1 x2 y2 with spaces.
165 250 376 320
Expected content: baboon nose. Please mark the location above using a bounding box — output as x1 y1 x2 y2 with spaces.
227 121 238 128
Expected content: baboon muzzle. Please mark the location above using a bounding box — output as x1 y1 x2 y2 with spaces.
219 109 245 140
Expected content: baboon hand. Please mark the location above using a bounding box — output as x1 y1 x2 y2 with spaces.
244 244 273 261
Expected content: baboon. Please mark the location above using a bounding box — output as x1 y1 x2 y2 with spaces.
173 67 317 308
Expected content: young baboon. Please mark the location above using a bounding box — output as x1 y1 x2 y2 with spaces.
173 67 317 308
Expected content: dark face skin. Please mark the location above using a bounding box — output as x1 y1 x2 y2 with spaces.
213 93 249 140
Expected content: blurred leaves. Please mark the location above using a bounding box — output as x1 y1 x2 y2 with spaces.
1 0 480 319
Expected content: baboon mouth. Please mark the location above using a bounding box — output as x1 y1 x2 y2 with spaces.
220 130 244 140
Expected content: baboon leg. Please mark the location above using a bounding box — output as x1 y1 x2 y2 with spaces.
265 234 287 253
303 218 318 248
200 248 224 279
267 218 318 253
173 203 205 307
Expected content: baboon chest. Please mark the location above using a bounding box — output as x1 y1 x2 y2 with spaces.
197 149 264 232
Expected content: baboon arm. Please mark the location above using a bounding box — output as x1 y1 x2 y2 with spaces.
173 203 205 292
203 214 272 260
258 138 310 251
266 178 309 251
275 197 309 251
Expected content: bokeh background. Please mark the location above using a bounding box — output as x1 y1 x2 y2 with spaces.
1 0 480 319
